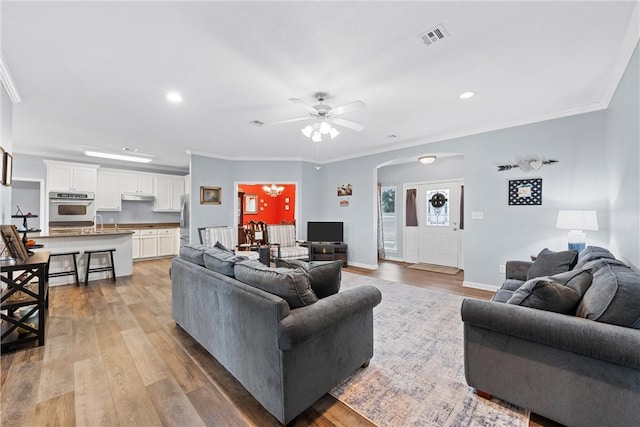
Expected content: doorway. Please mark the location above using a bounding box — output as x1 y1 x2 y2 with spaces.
404 180 462 268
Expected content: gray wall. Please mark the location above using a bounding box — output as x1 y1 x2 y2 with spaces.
188 154 314 244
606 42 640 270
315 111 611 281
1 86 12 224
377 155 464 259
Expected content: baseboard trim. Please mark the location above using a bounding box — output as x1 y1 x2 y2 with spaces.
463 281 499 292
348 261 378 270
383 256 404 262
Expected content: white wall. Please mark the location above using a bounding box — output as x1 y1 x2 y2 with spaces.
1 86 12 224
606 42 640 270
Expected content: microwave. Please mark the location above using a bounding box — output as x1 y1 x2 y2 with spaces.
49 191 96 226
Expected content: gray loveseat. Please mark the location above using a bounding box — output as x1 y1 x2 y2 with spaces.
462 246 640 427
171 244 382 424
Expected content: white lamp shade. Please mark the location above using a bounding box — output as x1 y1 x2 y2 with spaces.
301 125 313 138
329 127 340 139
556 210 598 231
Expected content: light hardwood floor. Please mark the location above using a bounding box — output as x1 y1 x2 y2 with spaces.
1 258 559 427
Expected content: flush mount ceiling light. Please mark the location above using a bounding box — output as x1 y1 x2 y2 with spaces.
419 155 437 164
459 91 475 99
263 184 285 197
82 146 154 163
166 91 183 103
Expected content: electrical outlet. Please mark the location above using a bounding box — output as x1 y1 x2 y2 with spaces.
499 265 505 274
471 211 483 220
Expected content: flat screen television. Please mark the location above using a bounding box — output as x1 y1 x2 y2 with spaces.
307 221 344 243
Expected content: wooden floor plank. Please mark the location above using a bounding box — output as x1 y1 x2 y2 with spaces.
94 321 163 427
120 327 170 386
36 333 74 403
34 391 76 427
73 356 119 426
146 377 206 427
1 358 42 427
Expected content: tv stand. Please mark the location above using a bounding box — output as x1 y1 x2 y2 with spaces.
301 242 348 266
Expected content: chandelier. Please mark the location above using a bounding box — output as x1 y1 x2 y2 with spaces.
263 184 285 197
301 117 340 142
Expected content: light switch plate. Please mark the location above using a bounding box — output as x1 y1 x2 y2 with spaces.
471 211 484 220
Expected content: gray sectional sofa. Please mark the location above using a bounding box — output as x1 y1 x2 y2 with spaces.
462 246 640 427
171 244 382 424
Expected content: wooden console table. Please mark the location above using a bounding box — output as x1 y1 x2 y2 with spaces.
1 251 50 351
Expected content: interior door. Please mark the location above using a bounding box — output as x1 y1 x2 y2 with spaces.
417 182 459 267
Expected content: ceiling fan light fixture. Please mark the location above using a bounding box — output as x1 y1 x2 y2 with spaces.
311 131 322 143
301 125 313 138
419 155 437 164
329 127 340 139
319 121 331 135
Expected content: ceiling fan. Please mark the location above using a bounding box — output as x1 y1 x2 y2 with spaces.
272 92 365 142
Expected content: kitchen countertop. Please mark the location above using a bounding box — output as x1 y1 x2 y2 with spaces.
113 222 180 230
37 230 135 238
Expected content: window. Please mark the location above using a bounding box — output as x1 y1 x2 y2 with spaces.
425 189 450 226
381 186 397 251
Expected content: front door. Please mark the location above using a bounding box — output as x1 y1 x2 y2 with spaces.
417 182 460 267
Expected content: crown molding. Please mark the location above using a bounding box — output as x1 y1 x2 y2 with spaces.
0 51 22 104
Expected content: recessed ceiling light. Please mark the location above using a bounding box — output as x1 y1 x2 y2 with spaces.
419 155 437 164
166 91 183 103
459 91 475 99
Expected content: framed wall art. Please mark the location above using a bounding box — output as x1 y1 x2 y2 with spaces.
243 194 258 214
508 178 542 206
200 186 221 204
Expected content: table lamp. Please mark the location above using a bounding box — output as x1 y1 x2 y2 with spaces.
555 210 598 252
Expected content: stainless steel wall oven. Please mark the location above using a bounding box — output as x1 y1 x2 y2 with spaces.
48 191 96 226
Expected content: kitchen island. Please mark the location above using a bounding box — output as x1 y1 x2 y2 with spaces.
34 230 134 286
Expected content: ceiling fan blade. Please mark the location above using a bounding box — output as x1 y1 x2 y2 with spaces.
331 100 365 115
288 98 318 113
270 116 312 125
333 117 365 132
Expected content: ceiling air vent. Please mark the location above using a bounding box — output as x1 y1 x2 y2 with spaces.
250 120 265 127
417 24 449 46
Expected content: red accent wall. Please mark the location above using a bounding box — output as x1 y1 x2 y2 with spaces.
238 184 296 225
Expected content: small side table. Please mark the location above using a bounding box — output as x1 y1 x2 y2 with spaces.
1 251 50 351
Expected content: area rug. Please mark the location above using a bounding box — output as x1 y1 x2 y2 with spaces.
407 263 461 275
330 272 529 427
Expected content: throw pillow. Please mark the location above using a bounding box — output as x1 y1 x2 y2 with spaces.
275 259 343 299
527 248 578 280
214 240 233 253
575 246 616 269
546 268 593 299
506 278 582 314
179 244 210 266
576 264 640 328
203 247 247 277
234 260 317 308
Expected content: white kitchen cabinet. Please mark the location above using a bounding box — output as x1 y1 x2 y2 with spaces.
131 228 178 260
139 229 158 258
45 161 99 192
96 170 122 211
131 230 141 259
157 228 178 256
153 175 184 212
121 172 154 194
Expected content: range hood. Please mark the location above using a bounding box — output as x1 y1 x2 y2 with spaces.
121 193 155 201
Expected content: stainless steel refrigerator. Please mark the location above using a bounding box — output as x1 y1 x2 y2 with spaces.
179 194 190 247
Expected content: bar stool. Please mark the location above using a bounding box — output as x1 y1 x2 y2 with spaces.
47 251 80 286
84 248 116 286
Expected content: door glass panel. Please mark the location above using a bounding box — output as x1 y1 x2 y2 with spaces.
425 189 449 226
